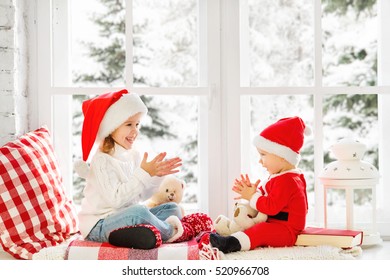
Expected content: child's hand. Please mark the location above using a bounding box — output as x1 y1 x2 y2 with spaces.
232 174 260 201
141 152 182 177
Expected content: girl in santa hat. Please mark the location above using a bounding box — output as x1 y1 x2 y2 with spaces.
75 89 212 249
199 116 309 256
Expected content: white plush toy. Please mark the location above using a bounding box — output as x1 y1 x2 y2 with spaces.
145 175 186 216
214 201 268 236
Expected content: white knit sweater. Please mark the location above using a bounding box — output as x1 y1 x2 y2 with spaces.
78 144 163 237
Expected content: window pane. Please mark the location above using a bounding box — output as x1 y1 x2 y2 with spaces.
72 95 199 212
248 95 314 218
322 1 377 86
141 95 199 212
69 0 126 87
241 0 314 87
133 0 199 87
322 94 378 166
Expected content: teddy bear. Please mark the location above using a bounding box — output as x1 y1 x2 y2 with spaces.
145 175 186 216
214 201 268 236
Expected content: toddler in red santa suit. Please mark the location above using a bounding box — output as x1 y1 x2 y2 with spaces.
76 89 212 250
204 116 309 254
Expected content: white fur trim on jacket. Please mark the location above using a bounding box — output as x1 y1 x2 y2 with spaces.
232 231 251 251
249 192 263 210
253 135 300 166
97 93 148 141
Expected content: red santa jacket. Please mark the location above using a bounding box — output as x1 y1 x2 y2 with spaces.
253 170 308 232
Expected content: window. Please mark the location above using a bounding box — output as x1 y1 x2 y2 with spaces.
36 0 390 236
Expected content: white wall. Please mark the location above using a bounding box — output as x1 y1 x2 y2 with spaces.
0 0 34 146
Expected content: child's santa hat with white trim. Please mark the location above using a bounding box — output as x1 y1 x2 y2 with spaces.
75 89 147 177
253 116 311 166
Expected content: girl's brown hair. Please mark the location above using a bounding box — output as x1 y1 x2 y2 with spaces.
101 135 115 154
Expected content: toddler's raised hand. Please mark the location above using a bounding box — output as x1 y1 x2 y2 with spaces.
232 174 260 200
141 152 182 177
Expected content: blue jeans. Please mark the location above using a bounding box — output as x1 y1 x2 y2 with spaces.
86 202 182 242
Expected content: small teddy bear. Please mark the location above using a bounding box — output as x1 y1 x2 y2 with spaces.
214 201 268 236
145 175 186 216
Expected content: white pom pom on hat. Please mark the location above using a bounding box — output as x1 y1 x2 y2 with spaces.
304 125 312 136
253 116 309 166
74 160 90 179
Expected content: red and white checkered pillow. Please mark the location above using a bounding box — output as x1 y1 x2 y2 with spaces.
0 127 79 259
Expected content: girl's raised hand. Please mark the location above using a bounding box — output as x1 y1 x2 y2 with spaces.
141 152 182 177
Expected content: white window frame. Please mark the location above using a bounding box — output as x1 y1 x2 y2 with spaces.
35 0 390 236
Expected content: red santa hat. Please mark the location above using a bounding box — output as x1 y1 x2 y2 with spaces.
80 89 148 161
253 116 311 166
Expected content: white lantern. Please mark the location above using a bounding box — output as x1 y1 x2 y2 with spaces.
319 138 382 245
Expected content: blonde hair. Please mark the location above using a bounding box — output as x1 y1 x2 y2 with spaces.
101 135 115 155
